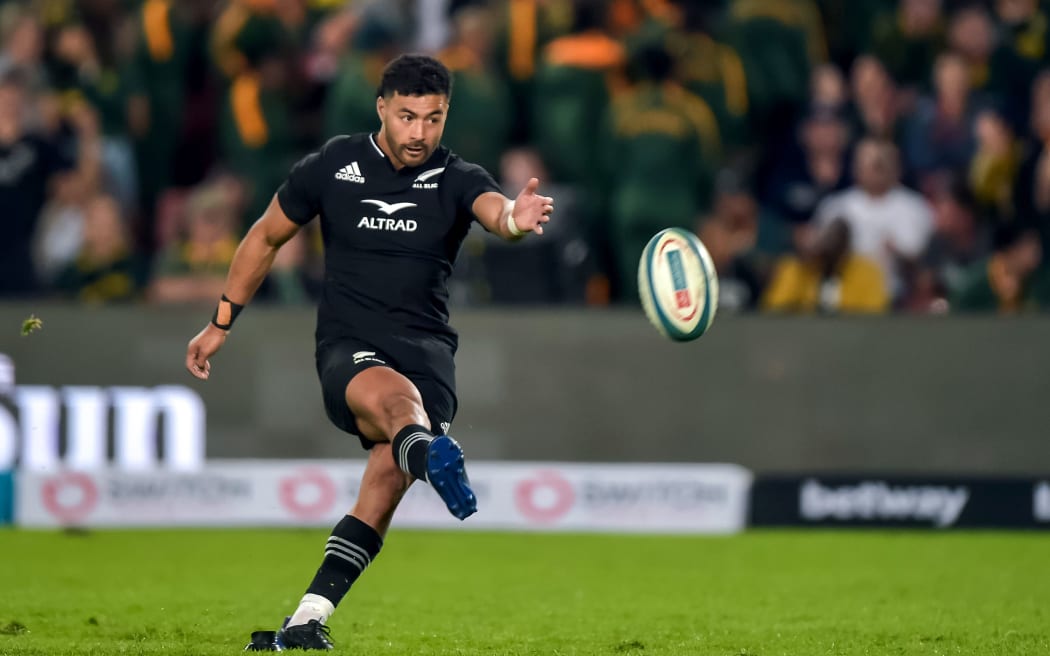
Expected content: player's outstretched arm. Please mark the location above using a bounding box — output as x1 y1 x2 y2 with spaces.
185 195 302 380
472 177 554 241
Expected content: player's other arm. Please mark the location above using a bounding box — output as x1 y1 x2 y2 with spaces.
185 196 301 380
472 177 554 241
222 196 302 304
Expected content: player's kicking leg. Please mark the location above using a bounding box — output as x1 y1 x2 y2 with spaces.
347 366 477 520
268 367 475 650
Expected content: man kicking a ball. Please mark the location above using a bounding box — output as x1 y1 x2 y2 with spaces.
184 54 554 650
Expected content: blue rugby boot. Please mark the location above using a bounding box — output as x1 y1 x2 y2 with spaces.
426 435 477 520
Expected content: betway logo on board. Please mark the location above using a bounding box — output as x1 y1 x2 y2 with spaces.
799 479 970 528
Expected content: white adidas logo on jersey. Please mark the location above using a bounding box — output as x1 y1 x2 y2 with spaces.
335 161 365 183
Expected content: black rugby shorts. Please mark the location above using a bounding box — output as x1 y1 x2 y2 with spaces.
315 334 458 449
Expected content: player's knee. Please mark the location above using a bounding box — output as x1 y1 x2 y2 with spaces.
375 392 429 437
352 390 427 440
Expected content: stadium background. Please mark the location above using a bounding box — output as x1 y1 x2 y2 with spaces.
1 1 1049 654
4 0 1050 311
1 0 1048 527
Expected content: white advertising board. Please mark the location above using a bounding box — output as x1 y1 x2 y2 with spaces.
16 461 751 533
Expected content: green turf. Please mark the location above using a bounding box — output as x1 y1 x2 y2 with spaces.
0 529 1047 655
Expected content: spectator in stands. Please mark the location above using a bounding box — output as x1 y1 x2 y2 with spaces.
994 0 1050 78
969 107 1021 219
869 0 946 93
1013 69 1050 250
490 0 570 145
597 43 721 302
219 28 296 227
763 105 851 225
762 217 889 313
848 55 902 141
212 0 295 83
947 2 1030 121
0 8 47 93
323 16 400 139
902 51 981 194
914 178 990 306
147 183 240 303
697 187 763 312
127 0 195 241
952 220 1047 311
0 69 100 298
810 63 848 112
815 137 934 297
55 194 143 303
661 0 750 150
820 0 889 67
531 0 626 188
49 22 138 213
438 5 512 175
724 0 826 141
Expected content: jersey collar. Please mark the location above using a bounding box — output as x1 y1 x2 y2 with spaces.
368 133 385 159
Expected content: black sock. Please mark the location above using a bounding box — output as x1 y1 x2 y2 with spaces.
305 515 383 607
391 424 433 482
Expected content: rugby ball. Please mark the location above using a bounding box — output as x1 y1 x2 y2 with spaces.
637 227 719 341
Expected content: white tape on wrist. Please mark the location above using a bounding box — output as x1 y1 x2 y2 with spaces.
507 211 524 237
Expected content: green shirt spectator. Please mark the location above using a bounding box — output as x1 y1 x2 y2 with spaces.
627 4 750 150
948 5 1035 125
817 0 892 65
531 2 626 187
952 222 1046 312
220 62 294 226
128 0 192 218
55 195 144 303
997 0 1050 69
598 45 722 302
491 0 573 143
148 183 241 303
212 0 294 82
324 19 399 139
438 7 513 175
868 0 946 91
725 0 826 127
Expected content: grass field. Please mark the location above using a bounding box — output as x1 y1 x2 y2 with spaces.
0 529 1047 655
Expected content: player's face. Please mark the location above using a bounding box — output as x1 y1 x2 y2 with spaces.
377 92 448 168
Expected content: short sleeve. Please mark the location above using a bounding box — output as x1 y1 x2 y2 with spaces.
447 159 502 219
276 148 326 225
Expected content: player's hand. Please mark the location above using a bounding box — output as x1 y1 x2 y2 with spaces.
511 177 554 236
185 323 227 380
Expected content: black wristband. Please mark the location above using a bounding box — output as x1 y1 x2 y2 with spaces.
211 294 244 331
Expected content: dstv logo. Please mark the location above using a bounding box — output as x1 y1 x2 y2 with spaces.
0 373 205 471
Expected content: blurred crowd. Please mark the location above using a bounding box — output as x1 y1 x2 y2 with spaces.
3 0 1050 314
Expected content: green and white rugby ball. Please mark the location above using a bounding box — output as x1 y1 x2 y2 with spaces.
638 227 719 342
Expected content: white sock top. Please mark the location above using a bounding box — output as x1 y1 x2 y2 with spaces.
288 593 336 627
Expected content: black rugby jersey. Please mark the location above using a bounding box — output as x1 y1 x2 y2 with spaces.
276 133 501 347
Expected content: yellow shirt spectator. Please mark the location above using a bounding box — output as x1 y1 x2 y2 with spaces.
762 220 890 314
